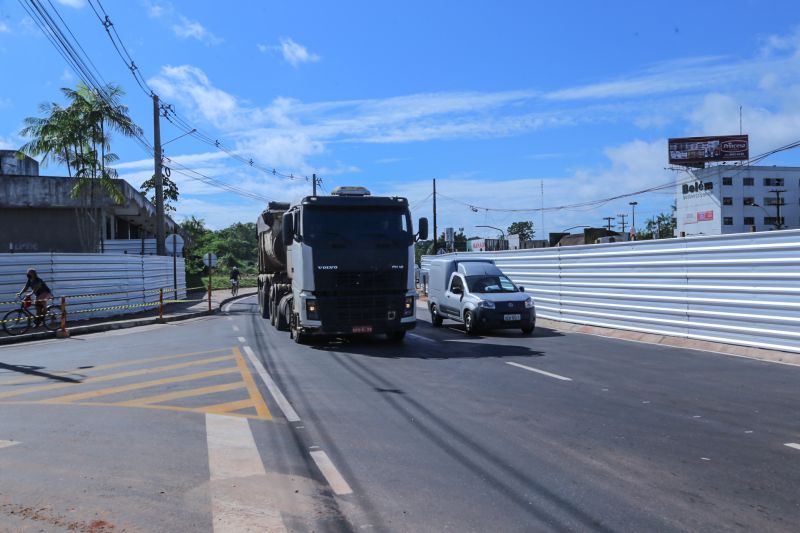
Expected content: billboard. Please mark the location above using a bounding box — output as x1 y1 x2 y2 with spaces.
668 135 749 166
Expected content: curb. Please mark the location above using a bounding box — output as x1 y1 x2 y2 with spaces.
0 289 257 346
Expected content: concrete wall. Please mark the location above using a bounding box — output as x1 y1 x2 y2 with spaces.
1 208 89 253
0 151 39 176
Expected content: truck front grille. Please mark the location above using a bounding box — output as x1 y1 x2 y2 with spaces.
318 294 404 326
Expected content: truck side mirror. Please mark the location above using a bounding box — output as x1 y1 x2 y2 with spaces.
282 212 294 244
417 217 429 241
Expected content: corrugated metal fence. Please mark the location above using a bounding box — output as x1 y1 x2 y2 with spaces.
0 253 187 322
421 229 800 353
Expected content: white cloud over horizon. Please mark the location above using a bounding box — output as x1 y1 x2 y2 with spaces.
259 38 320 67
135 25 800 230
172 16 221 44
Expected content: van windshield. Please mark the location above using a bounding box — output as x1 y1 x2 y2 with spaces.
466 275 517 293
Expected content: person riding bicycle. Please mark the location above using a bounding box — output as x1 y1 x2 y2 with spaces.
17 268 52 324
229 266 240 293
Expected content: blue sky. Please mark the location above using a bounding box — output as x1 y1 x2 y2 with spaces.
2 1 800 237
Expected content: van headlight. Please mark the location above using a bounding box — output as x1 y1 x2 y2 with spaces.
403 296 414 317
479 301 495 309
306 299 319 320
524 298 535 309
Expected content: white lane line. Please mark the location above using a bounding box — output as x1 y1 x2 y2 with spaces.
226 317 233 321
232 325 240 332
309 450 353 495
242 346 301 423
206 414 286 532
785 443 800 451
408 333 437 344
237 336 246 343
506 361 572 382
0 440 20 449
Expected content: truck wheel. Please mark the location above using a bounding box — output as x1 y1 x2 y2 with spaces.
276 296 290 331
269 286 277 326
430 305 443 327
386 331 406 342
464 310 479 336
291 315 307 344
259 290 269 319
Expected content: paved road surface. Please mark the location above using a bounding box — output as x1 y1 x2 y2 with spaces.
0 294 798 532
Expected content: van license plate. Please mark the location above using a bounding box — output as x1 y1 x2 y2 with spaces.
504 314 521 321
352 325 373 333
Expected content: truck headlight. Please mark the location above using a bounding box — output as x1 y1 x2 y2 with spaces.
524 298 535 309
306 299 319 320
403 296 414 317
479 300 495 309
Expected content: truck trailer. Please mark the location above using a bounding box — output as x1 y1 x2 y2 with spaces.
257 186 428 343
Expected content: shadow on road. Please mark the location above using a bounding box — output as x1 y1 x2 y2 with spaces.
310 334 544 360
0 362 82 383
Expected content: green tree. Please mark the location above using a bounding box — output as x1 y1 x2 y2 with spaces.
507 220 535 241
140 173 180 213
636 208 676 240
18 82 143 251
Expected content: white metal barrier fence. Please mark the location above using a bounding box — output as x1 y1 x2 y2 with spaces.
0 253 187 322
421 229 800 353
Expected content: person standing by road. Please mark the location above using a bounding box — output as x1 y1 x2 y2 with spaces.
17 268 52 324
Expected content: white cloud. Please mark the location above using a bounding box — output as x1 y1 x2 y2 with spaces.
59 68 73 82
144 0 170 18
54 0 86 8
0 21 10 33
276 38 320 67
172 16 221 45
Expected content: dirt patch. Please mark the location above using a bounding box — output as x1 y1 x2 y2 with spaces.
0 503 116 532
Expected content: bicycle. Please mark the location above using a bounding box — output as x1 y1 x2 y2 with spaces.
230 278 239 296
2 296 59 336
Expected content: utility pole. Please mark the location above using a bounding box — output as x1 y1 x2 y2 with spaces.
312 173 317 196
629 201 638 240
432 178 438 254
617 213 628 234
153 94 166 256
770 189 786 229
603 216 615 231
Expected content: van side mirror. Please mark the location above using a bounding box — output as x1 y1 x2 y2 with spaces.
519 286 525 292
281 212 294 244
451 286 462 295
417 217 429 241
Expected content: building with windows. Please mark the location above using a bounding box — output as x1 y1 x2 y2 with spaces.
675 165 800 236
0 150 178 253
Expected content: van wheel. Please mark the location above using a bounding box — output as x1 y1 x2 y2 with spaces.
522 324 535 335
464 310 479 336
430 305 443 327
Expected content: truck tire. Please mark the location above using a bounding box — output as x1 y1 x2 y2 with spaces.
269 286 277 326
291 314 307 344
464 310 479 336
276 295 291 331
430 305 443 327
259 288 269 319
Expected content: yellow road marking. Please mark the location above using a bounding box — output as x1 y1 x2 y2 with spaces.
233 347 272 420
0 400 268 420
201 398 255 415
0 348 232 386
40 367 239 404
114 381 245 407
0 354 234 400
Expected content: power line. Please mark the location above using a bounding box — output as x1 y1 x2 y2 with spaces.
87 0 312 184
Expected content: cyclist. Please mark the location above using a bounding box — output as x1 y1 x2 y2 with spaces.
229 265 240 295
17 268 52 324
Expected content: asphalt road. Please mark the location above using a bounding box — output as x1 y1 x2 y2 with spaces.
1 294 798 532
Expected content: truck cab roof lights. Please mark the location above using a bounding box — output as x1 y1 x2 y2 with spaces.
331 186 371 196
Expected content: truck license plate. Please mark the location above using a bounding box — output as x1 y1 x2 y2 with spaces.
352 325 373 333
504 314 521 321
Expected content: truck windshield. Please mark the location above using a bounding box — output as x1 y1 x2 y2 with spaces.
466 275 517 293
303 207 412 245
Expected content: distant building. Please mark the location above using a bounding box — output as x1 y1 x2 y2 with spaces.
676 165 800 236
550 228 625 247
0 150 178 253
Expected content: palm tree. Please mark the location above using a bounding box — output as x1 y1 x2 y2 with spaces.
18 82 143 251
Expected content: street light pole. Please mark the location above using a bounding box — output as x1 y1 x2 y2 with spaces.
476 225 505 240
629 201 638 240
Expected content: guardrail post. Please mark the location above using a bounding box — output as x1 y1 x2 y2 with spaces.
159 288 164 321
56 296 70 338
